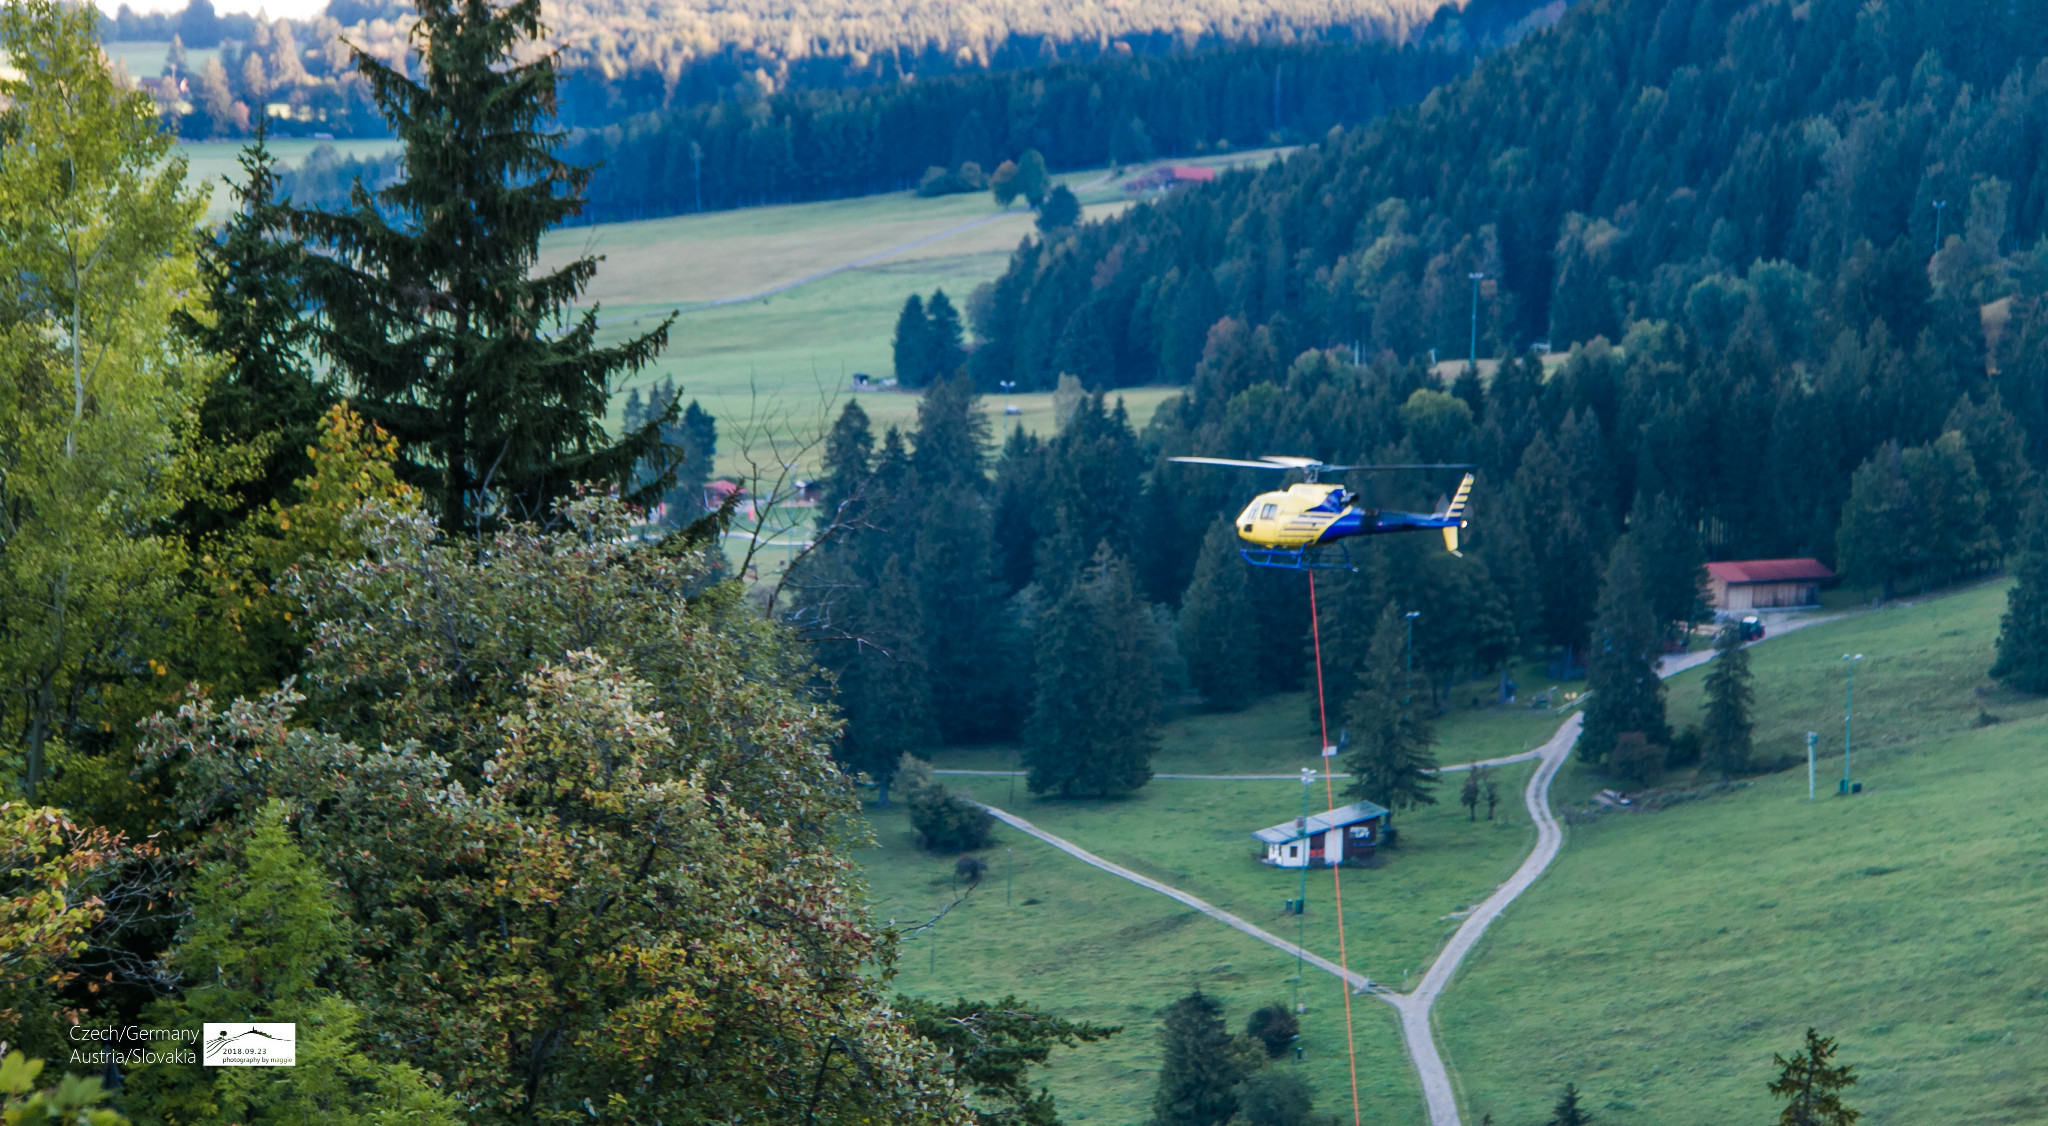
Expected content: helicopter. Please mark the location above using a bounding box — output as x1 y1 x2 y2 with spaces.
1168 455 1476 570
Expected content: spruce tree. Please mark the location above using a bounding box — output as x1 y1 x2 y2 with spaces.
1836 442 1915 601
834 555 936 803
669 398 718 518
1545 1083 1591 1126
1024 546 1158 798
1149 991 1261 1126
1768 1029 1860 1126
175 127 332 536
1179 518 1258 710
1991 494 2048 692
817 400 875 534
295 0 672 533
1342 601 1440 817
911 375 991 493
1702 624 1755 777
915 483 1020 742
1630 491 1708 642
926 289 968 382
1581 535 1669 767
894 292 932 387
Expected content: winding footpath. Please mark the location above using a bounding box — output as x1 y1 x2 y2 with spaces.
977 614 1840 1126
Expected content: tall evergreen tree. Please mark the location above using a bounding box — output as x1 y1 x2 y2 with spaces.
1580 534 1669 767
1702 624 1754 777
914 484 1019 742
1341 601 1440 816
817 400 876 534
1179 518 1258 710
894 293 932 387
1038 185 1081 232
1991 495 2048 693
926 290 968 383
911 375 991 493
1769 1029 1861 1126
1024 546 1158 798
992 426 1047 593
295 0 672 533
673 398 718 513
175 127 332 535
1630 491 1708 642
1545 1083 1591 1126
1149 991 1261 1126
833 555 935 803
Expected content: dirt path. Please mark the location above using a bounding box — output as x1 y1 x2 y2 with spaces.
972 611 1848 1126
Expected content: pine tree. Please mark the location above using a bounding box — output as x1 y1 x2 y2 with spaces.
1702 624 1755 776
1545 1083 1591 1126
1149 991 1261 1126
1024 546 1159 798
672 399 718 517
894 292 933 387
294 0 672 533
915 483 1020 742
926 290 968 382
834 556 936 803
1836 442 1915 601
1630 491 1708 642
817 401 876 534
1460 766 1481 820
1991 494 2048 693
1768 1029 1861 1126
912 375 991 493
175 126 332 537
1179 518 1258 710
1341 602 1440 816
1581 534 1669 767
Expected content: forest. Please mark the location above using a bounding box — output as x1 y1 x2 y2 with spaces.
100 0 1560 138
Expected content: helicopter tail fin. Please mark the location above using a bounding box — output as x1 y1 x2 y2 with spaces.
1440 473 1474 555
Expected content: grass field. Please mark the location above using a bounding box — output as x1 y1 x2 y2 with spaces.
863 686 1579 1126
1441 580 2048 1125
176 138 405 221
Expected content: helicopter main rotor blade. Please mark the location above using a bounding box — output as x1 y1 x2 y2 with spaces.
1255 455 1325 468
1168 456 1293 470
1321 462 1477 472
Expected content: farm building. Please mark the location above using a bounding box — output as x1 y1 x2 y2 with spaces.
1707 557 1834 615
1253 800 1390 869
1123 165 1218 192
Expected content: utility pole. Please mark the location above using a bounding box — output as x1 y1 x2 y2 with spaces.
1467 273 1485 375
1932 199 1948 254
1291 767 1313 1013
1806 731 1817 801
691 140 703 213
1006 848 1013 907
1840 654 1863 794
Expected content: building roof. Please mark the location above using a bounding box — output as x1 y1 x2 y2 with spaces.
1252 799 1391 844
1706 558 1835 584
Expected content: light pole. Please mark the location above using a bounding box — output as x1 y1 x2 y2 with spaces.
1806 731 1817 801
1932 200 1948 253
1840 654 1863 794
1006 847 1014 907
998 380 1016 396
1291 767 1313 1012
1467 273 1485 374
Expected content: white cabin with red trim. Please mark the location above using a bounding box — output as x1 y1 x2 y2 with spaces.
1253 800 1390 869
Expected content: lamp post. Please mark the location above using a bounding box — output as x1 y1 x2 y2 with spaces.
1840 654 1863 794
1806 731 1817 801
1467 273 1486 374
1932 200 1948 254
998 380 1016 396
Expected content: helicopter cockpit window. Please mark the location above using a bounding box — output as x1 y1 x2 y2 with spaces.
1258 503 1278 520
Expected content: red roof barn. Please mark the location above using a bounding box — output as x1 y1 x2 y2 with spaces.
1706 558 1834 614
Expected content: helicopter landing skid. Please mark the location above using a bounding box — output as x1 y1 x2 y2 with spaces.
1238 544 1359 572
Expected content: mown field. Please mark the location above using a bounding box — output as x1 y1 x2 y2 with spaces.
1443 580 2048 1125
863 683 1580 1126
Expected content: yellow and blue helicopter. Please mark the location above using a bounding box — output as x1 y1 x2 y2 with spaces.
1169 455 1476 570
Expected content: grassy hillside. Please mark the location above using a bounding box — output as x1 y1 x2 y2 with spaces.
547 157 1284 473
1441 581 2048 1124
862 688 1578 1126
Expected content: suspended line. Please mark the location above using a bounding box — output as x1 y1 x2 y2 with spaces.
1307 570 1365 1126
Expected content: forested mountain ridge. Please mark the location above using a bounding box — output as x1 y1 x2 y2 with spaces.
109 0 1562 136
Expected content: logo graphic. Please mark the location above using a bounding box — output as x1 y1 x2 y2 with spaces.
201 1023 296 1067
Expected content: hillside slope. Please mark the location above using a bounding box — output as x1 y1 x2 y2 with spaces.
1442 581 2048 1123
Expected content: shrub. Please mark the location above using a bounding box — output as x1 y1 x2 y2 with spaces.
908 782 993 852
1244 1004 1298 1058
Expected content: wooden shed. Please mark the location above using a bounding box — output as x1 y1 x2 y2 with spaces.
1707 558 1834 615
1253 800 1390 869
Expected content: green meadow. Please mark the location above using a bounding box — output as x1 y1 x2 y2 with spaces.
861 584 2048 1126
1443 580 2048 1125
865 687 1579 1126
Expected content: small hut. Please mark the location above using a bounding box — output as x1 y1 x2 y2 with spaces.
1253 800 1390 868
